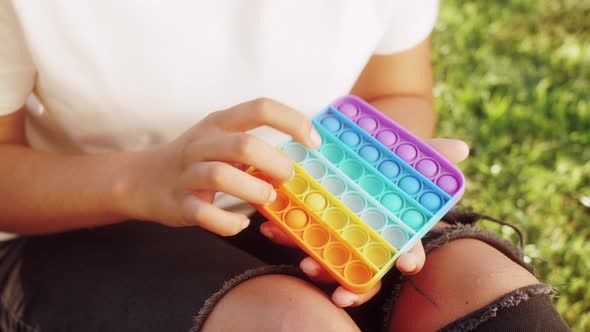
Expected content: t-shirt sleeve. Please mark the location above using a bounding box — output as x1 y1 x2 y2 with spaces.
0 1 35 116
374 0 439 55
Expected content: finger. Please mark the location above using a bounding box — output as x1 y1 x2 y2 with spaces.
396 240 426 275
189 133 294 183
332 281 382 308
185 162 276 205
260 222 298 247
180 195 249 236
424 138 470 164
299 257 335 283
206 98 322 149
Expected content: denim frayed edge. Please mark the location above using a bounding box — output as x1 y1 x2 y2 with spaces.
439 284 555 332
0 240 39 332
190 264 306 332
1 294 39 332
381 223 541 332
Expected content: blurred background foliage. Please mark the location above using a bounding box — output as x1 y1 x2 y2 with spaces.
433 0 589 329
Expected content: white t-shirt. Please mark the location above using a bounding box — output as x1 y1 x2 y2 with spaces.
1 0 438 212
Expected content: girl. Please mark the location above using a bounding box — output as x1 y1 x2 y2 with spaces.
0 1 568 331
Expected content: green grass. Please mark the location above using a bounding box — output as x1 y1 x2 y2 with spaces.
432 0 590 330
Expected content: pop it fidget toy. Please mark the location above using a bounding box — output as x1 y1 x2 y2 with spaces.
248 95 465 293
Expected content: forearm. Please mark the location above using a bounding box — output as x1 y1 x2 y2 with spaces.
351 37 436 138
368 95 436 139
0 144 135 234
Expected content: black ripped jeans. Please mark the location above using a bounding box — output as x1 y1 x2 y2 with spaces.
0 211 570 332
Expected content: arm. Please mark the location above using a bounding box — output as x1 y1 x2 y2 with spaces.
0 108 132 234
351 37 435 138
0 100 319 235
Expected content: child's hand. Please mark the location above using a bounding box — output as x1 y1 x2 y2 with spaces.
121 98 320 236
260 138 469 307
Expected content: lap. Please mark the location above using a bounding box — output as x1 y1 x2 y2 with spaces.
4 221 268 332
0 212 569 332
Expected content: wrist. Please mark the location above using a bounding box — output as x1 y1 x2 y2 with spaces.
369 96 436 139
109 149 150 221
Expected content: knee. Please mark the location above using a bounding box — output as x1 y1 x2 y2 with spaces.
201 274 359 332
390 238 540 332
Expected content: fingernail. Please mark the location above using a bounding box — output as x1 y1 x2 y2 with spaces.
267 189 277 203
300 260 319 277
336 294 356 307
309 127 322 149
400 255 417 273
288 168 295 181
405 261 417 274
241 217 250 230
260 226 274 239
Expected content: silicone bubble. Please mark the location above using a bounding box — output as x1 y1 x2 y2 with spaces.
437 174 460 194
381 226 408 249
375 129 397 147
322 177 346 196
398 176 422 196
401 209 425 229
285 176 308 195
416 158 439 177
361 209 386 231
338 103 359 119
341 193 365 213
357 117 378 133
359 175 384 196
284 208 309 230
304 192 328 212
320 144 345 164
395 143 418 162
340 130 361 148
320 116 342 133
341 160 364 180
378 160 400 180
344 262 373 285
303 160 327 179
303 225 331 248
324 209 348 230
358 145 380 163
380 193 404 212
419 192 443 212
343 226 369 248
324 243 351 268
283 144 307 163
364 244 391 268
